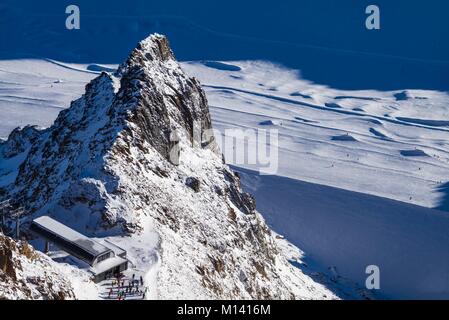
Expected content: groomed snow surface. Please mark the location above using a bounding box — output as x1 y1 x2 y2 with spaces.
1 59 449 299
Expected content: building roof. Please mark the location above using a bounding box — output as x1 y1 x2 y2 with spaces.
99 239 127 257
32 216 111 258
90 256 128 275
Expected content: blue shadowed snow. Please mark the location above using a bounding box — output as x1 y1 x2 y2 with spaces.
436 182 449 212
331 134 357 142
202 61 241 71
0 0 448 91
86 64 117 73
400 149 429 157
235 167 449 299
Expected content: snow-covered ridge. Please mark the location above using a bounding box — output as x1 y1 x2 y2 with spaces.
0 34 339 299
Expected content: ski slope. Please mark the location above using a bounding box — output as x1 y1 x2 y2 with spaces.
1 58 449 299
236 167 449 299
183 61 449 210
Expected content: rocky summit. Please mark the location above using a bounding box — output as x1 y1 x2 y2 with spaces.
0 34 336 299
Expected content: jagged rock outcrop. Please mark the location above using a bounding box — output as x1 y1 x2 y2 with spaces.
0 125 40 159
0 34 336 299
0 233 75 300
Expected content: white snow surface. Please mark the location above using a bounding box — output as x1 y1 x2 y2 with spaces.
1 52 449 299
1 59 448 208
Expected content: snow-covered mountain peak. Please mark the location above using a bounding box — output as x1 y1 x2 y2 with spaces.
125 33 175 65
2 34 216 225
0 34 340 299
116 33 176 79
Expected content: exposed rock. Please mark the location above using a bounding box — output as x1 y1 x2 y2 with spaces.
186 177 201 192
224 169 256 215
0 34 337 300
0 233 75 300
1 125 41 159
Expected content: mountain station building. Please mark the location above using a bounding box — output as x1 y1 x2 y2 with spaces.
30 216 128 282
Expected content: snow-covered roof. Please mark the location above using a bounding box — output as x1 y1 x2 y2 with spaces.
89 255 128 275
32 216 111 258
98 239 127 257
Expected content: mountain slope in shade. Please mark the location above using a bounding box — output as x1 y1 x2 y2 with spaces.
0 34 339 299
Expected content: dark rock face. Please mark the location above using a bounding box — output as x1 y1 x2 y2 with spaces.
115 35 215 161
0 34 242 230
9 73 116 214
0 235 16 281
1 126 41 159
186 177 201 192
118 35 175 70
224 169 256 215
0 233 75 300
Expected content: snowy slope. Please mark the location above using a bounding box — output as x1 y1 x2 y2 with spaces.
0 35 343 300
185 61 449 299
2 59 448 209
182 61 449 210
1 44 449 300
236 168 449 299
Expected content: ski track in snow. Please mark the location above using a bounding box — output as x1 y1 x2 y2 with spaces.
1 58 449 299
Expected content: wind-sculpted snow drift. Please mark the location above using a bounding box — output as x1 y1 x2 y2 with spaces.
0 34 336 299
